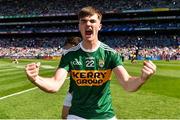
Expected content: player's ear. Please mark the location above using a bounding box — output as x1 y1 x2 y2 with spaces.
98 24 102 30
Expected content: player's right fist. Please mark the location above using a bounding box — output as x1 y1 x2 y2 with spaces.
25 62 41 82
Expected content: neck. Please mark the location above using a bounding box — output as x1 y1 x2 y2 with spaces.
81 39 100 52
83 40 96 49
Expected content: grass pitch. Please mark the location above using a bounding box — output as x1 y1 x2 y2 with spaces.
0 58 180 119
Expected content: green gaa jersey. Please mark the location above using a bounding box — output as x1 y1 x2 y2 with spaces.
59 41 123 119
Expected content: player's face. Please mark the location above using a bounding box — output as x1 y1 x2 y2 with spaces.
79 14 102 42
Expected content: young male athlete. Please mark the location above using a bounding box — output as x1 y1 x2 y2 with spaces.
25 6 156 119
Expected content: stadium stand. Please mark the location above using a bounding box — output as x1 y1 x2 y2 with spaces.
0 0 179 60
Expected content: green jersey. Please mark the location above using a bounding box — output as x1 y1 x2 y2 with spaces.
59 41 123 119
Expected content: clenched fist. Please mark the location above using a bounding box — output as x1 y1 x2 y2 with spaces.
141 60 156 82
25 62 41 82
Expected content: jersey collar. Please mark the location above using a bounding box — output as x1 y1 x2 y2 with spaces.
80 41 100 52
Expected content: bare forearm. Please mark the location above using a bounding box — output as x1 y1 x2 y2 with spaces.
25 63 68 93
123 76 145 92
32 76 61 93
113 62 156 92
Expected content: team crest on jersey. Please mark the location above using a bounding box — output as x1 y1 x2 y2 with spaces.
99 60 104 68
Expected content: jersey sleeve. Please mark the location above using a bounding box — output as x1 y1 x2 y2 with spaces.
58 54 70 71
110 51 123 69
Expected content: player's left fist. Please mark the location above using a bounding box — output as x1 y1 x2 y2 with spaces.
141 60 156 82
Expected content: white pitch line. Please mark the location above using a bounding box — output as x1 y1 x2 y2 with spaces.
0 77 70 100
0 87 37 100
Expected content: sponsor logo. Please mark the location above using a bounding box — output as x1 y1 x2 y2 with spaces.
71 69 112 86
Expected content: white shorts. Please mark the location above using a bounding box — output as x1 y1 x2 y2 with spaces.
67 114 117 120
63 92 72 107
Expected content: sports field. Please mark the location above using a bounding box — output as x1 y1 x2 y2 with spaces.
0 58 180 119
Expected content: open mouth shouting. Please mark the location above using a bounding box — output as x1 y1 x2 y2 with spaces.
85 29 93 38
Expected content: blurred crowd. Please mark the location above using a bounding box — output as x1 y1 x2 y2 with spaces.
0 35 179 60
0 0 179 61
0 37 65 59
0 0 179 16
103 35 180 60
1 22 179 33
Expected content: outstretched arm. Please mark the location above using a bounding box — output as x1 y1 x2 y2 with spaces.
25 62 68 93
113 60 156 92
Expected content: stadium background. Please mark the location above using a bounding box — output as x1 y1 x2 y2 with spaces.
0 0 180 119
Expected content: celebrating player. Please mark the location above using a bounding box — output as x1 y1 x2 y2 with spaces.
25 6 156 119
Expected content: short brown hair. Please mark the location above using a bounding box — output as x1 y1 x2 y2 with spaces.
78 6 102 22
